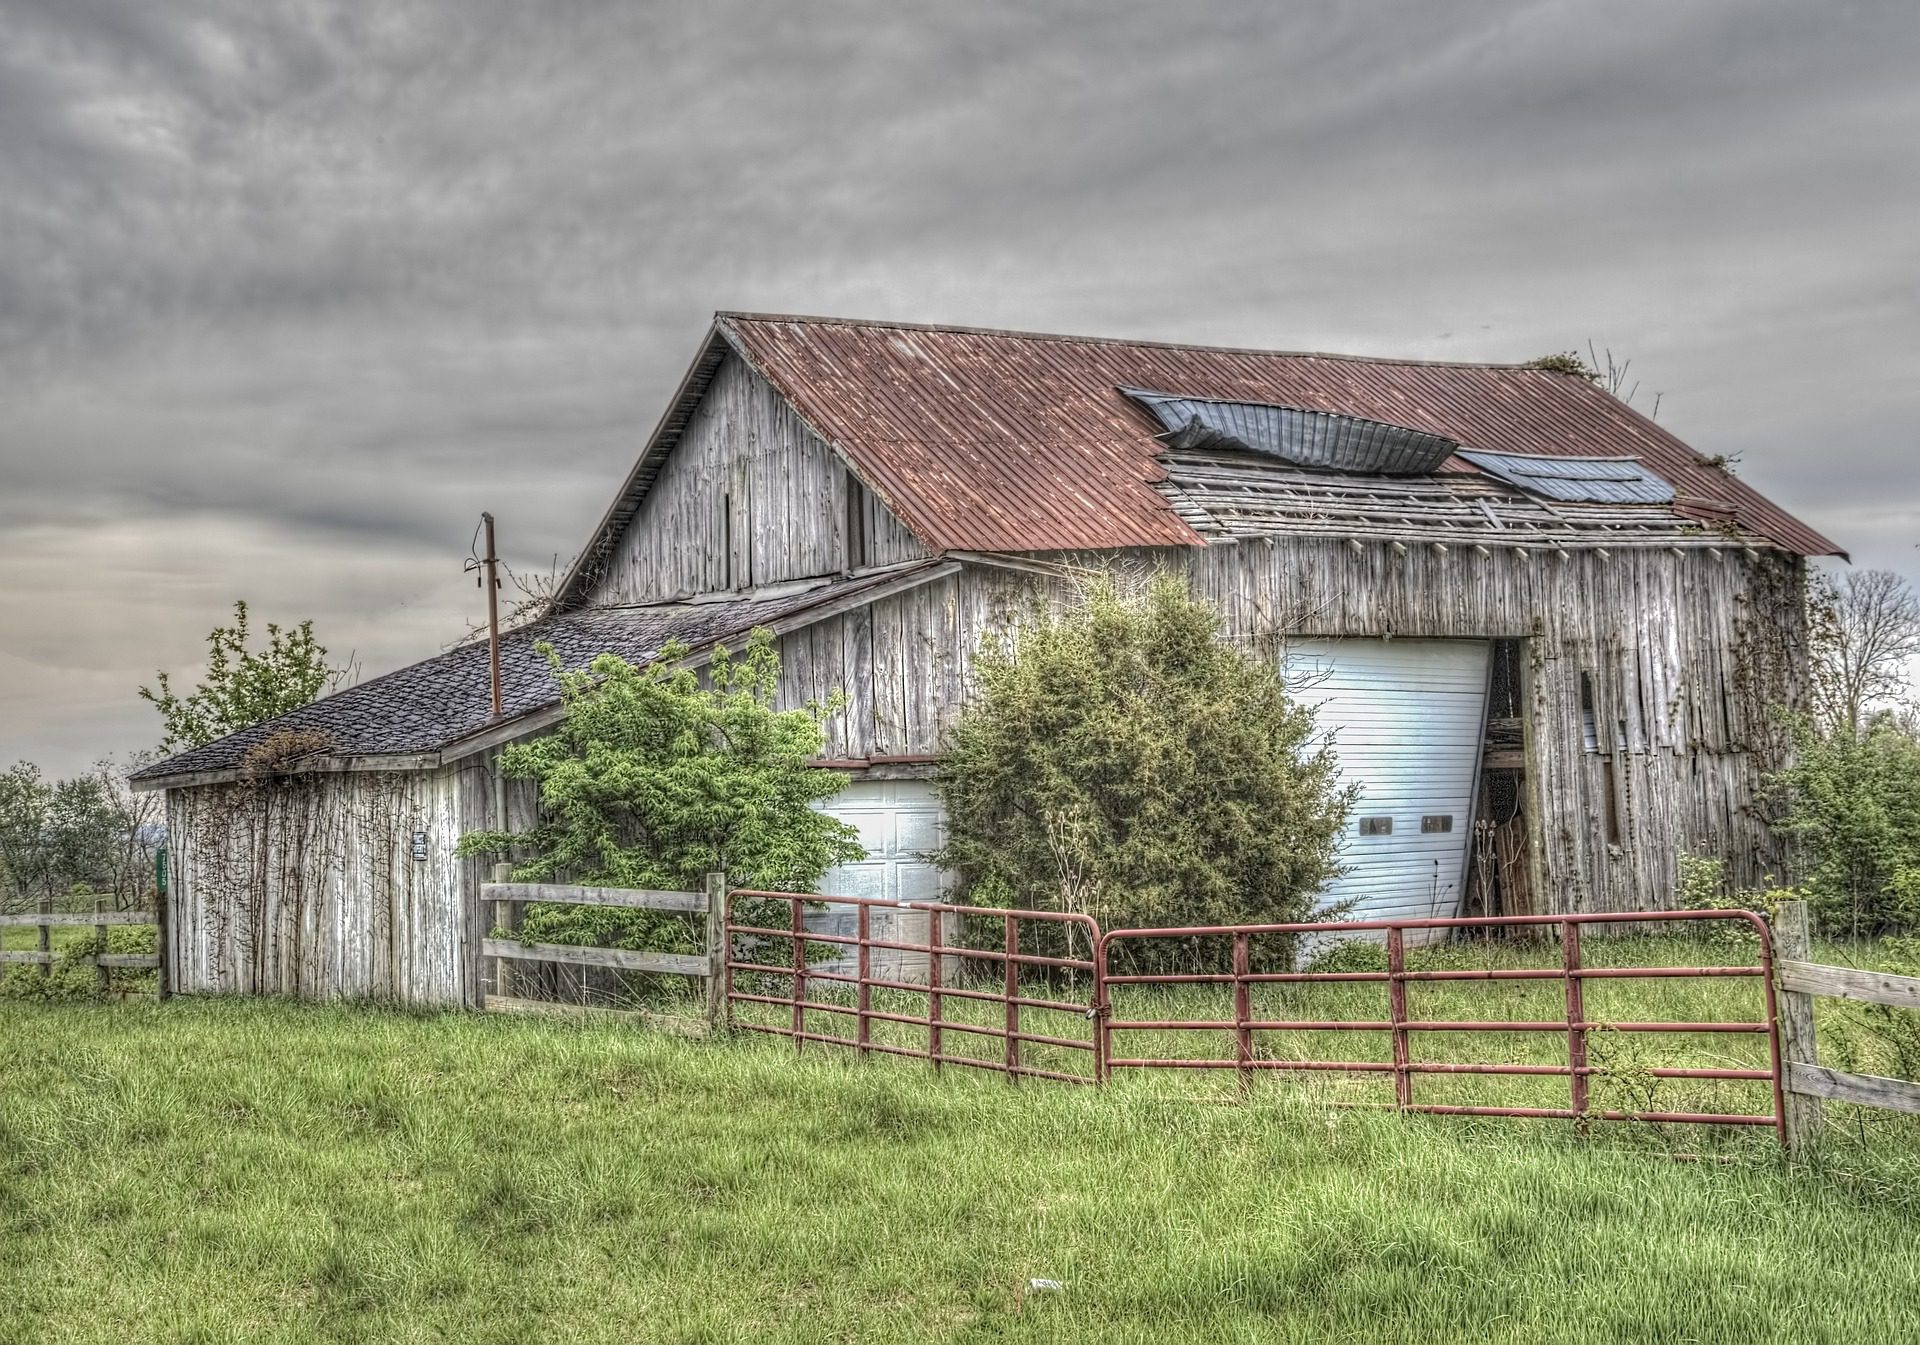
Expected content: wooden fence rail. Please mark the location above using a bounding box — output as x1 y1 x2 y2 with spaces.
0 899 166 996
1774 899 1920 1145
479 874 726 1034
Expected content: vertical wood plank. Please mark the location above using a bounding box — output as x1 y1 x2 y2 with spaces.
703 871 726 1033
93 899 109 996
1774 898 1823 1151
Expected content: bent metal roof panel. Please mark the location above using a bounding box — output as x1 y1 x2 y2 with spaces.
715 314 1840 558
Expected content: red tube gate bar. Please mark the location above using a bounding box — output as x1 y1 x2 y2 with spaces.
1098 909 1785 1142
724 889 1104 1084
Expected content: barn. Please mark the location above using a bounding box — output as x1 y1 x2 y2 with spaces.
131 313 1841 1003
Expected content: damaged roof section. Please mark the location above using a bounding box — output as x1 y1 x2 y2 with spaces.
1457 449 1677 506
132 565 945 786
1121 387 1460 475
717 314 1842 558
1160 449 1713 550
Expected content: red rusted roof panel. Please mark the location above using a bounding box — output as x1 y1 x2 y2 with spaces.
720 314 1840 558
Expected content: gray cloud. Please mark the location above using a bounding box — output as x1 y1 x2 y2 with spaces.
3 0 1918 775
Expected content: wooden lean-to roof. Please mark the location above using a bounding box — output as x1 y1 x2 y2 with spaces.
131 564 953 789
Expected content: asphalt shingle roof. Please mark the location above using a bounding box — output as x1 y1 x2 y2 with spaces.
133 569 924 783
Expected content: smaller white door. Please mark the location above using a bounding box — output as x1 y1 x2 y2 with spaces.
807 780 950 980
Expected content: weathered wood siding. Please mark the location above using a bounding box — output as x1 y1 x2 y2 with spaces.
1189 539 1806 913
164 768 470 1004
777 565 1038 761
777 544 1807 914
585 354 924 605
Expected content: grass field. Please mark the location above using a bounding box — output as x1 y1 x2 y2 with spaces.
6 993 1920 1344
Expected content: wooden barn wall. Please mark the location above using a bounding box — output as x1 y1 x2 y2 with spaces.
1186 539 1807 913
164 768 470 1005
776 566 1043 762
585 354 924 606
776 544 1806 915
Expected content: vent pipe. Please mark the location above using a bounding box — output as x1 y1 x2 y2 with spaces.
481 512 503 721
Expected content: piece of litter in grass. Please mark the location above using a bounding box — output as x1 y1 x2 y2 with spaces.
1027 1279 1064 1293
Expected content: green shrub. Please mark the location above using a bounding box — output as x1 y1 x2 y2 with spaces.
1768 716 1920 938
458 630 863 991
935 572 1354 972
0 923 156 1001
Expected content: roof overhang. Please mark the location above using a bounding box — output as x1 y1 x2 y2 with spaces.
134 559 963 792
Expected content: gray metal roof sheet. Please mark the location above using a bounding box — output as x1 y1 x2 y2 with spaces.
1455 449 1677 505
1122 387 1460 475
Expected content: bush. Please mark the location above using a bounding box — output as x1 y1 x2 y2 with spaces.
1768 716 1920 938
935 572 1354 971
458 630 864 985
0 923 156 1001
1671 851 1800 953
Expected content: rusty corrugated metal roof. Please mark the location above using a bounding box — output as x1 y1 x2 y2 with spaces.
718 313 1841 558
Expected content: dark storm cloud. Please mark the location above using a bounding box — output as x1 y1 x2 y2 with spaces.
2 0 1917 773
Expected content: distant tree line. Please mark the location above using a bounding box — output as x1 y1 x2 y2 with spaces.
2 600 338 915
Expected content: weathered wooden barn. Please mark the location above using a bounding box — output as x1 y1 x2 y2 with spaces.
133 313 1842 1002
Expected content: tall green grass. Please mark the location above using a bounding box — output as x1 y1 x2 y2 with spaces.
5 996 1920 1343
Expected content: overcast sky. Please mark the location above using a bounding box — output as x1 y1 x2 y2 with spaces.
2 0 1916 777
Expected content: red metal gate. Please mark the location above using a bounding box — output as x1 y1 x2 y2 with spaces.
721 893 1785 1139
1097 910 1785 1139
724 889 1104 1083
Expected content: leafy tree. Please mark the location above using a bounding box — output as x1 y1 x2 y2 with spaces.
140 600 333 753
0 763 53 913
1808 569 1920 739
458 629 863 953
934 573 1354 969
0 759 157 913
1770 715 1920 939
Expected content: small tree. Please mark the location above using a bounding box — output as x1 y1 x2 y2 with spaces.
935 573 1354 968
1770 715 1920 938
140 600 335 753
1808 569 1920 739
0 763 52 914
457 629 864 953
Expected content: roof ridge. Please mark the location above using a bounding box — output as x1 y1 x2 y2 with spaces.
717 311 1540 371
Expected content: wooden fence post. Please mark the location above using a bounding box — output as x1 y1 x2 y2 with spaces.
154 859 171 1001
704 872 727 1035
93 900 109 996
491 863 517 1000
1773 899 1823 1152
37 892 52 982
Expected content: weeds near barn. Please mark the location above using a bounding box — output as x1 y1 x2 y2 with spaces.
5 995 1920 1342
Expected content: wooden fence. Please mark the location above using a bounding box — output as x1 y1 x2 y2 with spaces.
0 898 167 996
479 874 725 1034
1774 898 1920 1147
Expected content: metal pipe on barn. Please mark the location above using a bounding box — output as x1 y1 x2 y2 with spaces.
481 512 504 721
477 512 515 1000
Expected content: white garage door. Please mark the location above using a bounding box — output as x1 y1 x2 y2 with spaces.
807 780 950 978
1286 638 1491 929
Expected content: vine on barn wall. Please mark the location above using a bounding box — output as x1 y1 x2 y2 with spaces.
177 730 423 994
